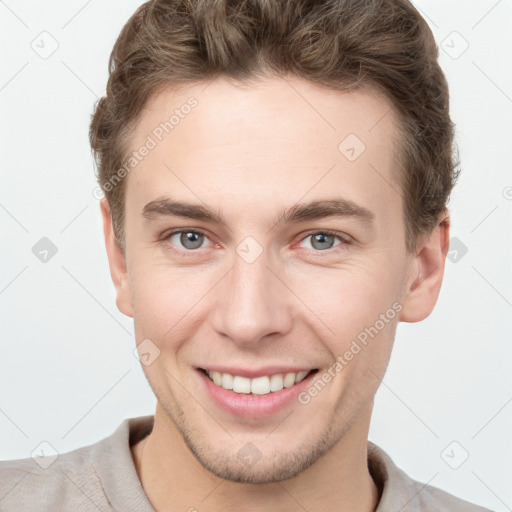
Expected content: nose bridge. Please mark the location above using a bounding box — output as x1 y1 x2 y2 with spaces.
212 246 292 345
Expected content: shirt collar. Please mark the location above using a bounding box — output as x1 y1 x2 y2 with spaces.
92 415 435 512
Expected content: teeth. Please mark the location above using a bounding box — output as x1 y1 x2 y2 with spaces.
283 372 295 388
270 374 284 392
221 372 233 390
251 376 270 395
295 370 309 383
232 375 251 394
206 370 311 395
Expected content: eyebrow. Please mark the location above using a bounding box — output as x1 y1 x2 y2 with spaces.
142 196 375 227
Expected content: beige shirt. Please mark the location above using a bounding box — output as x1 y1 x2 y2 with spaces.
0 415 493 511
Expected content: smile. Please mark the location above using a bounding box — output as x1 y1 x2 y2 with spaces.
202 369 317 395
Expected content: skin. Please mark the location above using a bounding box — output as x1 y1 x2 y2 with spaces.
101 75 450 512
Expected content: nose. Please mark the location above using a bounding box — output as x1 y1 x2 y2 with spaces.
211 248 294 347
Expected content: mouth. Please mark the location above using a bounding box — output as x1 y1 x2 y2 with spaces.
199 368 319 396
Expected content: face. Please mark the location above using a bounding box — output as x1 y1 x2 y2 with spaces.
102 76 446 483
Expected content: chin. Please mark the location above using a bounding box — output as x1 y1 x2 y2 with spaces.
175 412 343 484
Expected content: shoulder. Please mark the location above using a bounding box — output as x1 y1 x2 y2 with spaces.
368 442 494 512
414 481 492 512
0 443 107 512
0 416 153 512
410 477 494 512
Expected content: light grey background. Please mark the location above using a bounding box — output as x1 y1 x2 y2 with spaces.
1 1 511 510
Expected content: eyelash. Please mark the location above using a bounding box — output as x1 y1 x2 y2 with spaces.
297 230 351 254
160 228 351 258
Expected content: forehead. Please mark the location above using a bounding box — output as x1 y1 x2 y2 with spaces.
124 76 402 229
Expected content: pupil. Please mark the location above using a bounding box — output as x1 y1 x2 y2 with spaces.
181 232 203 249
312 233 334 250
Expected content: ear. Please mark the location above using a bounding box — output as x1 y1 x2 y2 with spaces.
399 212 450 323
100 198 133 318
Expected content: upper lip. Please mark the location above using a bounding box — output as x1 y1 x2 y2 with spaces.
198 366 316 378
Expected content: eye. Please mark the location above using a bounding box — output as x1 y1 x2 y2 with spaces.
298 231 348 251
161 229 349 256
167 230 210 250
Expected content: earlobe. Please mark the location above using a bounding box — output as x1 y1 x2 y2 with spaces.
99 199 134 318
399 214 450 323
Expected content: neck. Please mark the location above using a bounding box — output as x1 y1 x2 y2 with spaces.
132 403 380 512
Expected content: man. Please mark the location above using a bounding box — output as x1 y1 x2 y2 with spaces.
0 0 493 510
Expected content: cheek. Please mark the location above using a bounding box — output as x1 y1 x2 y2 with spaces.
289 259 403 341
129 261 214 345
287 259 402 399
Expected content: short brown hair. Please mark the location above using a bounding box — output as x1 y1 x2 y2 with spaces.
89 0 459 253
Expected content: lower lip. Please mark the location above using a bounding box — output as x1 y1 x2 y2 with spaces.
197 369 316 418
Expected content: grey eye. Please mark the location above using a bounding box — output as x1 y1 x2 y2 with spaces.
310 233 336 250
171 231 205 250
298 232 343 251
